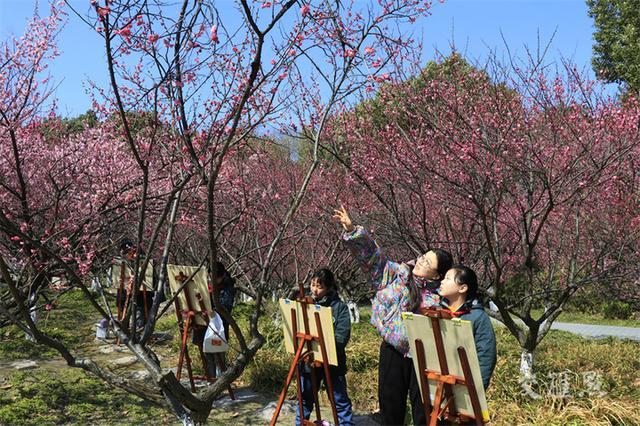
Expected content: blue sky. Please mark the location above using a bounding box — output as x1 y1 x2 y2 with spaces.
0 0 612 117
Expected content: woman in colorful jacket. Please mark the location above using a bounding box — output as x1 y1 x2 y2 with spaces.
333 206 453 425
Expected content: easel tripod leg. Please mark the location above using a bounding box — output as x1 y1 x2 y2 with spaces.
184 345 196 393
270 337 306 426
315 312 339 425
429 382 446 426
309 365 322 422
457 347 484 426
176 316 191 380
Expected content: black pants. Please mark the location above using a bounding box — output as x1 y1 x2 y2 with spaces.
378 341 426 425
219 318 228 342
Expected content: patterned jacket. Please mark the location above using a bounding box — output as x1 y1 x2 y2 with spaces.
343 226 440 355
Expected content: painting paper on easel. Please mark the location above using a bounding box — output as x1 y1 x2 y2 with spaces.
167 264 212 326
403 312 490 422
279 298 338 366
111 259 155 291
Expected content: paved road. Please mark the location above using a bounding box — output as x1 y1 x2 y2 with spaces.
550 321 640 341
492 318 640 341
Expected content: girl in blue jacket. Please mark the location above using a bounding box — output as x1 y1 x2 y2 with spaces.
296 268 354 426
438 265 497 389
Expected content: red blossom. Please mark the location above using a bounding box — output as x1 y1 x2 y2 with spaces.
210 25 219 43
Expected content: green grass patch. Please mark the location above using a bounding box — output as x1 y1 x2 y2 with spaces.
0 369 175 426
0 289 101 361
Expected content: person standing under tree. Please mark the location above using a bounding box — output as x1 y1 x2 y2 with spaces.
212 261 235 342
115 239 155 332
333 205 453 426
295 268 354 426
192 262 236 378
437 265 496 390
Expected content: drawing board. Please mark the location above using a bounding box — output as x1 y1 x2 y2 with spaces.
279 298 338 366
403 312 490 422
167 264 212 326
111 258 154 291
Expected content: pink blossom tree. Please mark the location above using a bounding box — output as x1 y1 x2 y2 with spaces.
0 0 436 422
326 53 640 385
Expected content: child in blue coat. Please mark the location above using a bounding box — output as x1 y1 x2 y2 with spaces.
295 268 354 426
438 265 497 389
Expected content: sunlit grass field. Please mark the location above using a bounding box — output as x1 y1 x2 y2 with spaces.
1 291 639 425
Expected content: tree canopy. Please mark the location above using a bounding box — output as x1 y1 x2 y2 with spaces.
587 0 640 94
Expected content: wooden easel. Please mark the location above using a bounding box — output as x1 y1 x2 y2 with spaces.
173 271 234 399
269 283 339 426
414 308 485 426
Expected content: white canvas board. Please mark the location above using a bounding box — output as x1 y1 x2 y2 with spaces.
167 264 212 326
279 298 338 366
403 312 490 422
110 259 154 291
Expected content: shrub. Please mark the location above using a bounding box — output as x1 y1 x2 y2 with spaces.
602 301 633 320
565 286 605 314
242 346 290 394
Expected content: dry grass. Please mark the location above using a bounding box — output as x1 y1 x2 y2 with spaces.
485 328 640 425
243 304 640 425
5 294 635 425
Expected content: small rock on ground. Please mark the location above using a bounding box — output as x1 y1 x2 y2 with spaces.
130 370 150 380
111 356 138 367
98 344 128 354
259 400 297 421
11 360 38 370
98 345 116 354
152 332 173 342
212 389 259 409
